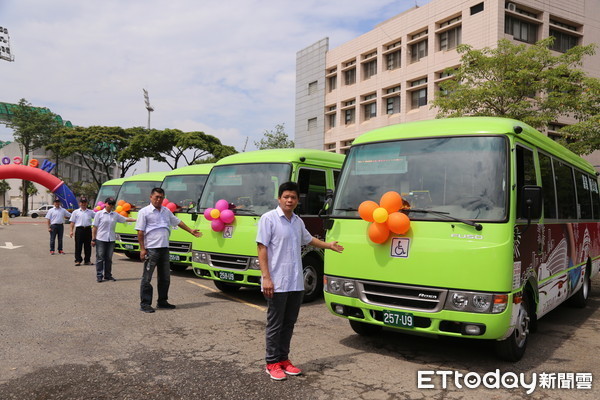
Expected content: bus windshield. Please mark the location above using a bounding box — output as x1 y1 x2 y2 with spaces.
333 136 508 221
119 181 162 211
161 174 208 212
199 163 292 216
96 185 120 206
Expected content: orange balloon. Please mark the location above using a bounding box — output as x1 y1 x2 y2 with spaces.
122 203 131 212
380 191 403 213
358 201 379 222
119 210 128 216
117 199 125 206
368 222 390 244
387 212 411 234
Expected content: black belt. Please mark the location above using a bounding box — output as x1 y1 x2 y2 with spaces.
75 226 92 229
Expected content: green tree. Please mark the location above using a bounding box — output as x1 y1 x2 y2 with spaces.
5 98 62 214
254 123 294 150
115 127 153 177
19 181 38 210
432 38 598 150
0 180 11 207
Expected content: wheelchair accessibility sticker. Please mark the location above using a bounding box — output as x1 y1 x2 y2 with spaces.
390 237 410 258
223 226 234 239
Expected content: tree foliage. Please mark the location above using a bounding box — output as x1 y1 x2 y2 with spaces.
0 180 10 207
433 38 600 154
254 123 294 150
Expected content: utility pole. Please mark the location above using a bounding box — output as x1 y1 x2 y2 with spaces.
143 88 154 173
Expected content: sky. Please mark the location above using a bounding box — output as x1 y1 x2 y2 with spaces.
0 0 428 173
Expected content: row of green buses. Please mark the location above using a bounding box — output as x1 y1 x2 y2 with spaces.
97 117 599 361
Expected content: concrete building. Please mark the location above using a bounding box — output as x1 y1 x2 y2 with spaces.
0 141 115 210
295 0 600 166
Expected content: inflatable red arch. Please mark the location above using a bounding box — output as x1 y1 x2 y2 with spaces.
0 164 77 209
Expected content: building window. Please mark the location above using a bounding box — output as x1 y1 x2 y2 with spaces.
326 143 336 150
363 102 377 121
410 39 428 63
307 117 317 130
344 68 356 85
470 2 484 15
439 26 461 51
386 96 400 114
344 109 355 125
363 60 377 80
327 75 337 92
505 16 538 44
308 81 318 95
549 29 579 53
328 113 336 129
409 79 428 109
386 49 401 70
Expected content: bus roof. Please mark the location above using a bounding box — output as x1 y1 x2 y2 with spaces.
122 170 169 183
215 149 345 169
163 163 214 177
353 117 595 174
100 177 127 186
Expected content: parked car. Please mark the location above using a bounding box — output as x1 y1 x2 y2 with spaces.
27 204 54 218
0 206 21 218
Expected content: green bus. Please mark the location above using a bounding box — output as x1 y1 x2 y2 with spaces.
114 171 169 258
160 164 213 271
95 177 126 207
323 117 600 361
191 149 344 302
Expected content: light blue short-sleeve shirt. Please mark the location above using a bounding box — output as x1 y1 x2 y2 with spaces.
92 210 127 242
256 206 313 293
46 207 71 225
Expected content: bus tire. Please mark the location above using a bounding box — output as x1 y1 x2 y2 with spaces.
124 251 139 260
568 269 591 308
214 280 240 293
494 291 532 362
349 320 382 336
170 264 188 272
302 255 323 303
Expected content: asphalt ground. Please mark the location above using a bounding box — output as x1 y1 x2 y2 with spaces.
1 217 600 399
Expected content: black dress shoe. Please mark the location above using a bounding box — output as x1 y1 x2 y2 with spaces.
75 262 81 266
104 277 116 281
157 302 176 309
140 305 155 313
97 278 103 283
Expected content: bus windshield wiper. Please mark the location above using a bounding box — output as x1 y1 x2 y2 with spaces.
234 208 260 216
334 207 358 211
407 209 483 231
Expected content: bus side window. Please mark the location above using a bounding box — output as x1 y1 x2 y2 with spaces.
516 146 536 219
554 161 577 220
575 171 593 219
591 179 600 219
539 153 557 219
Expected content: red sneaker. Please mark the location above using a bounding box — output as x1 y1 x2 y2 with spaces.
265 363 286 380
280 360 302 376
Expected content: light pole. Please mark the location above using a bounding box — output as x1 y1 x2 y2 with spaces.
143 88 154 173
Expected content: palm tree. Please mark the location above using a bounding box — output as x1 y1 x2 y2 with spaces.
19 181 39 210
0 180 10 207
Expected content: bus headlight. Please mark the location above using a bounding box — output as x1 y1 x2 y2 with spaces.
324 275 358 298
192 251 208 264
445 291 506 314
249 257 260 270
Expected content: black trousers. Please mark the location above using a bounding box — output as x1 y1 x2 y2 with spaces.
74 226 92 263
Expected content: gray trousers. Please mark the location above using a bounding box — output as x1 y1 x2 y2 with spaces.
265 290 304 364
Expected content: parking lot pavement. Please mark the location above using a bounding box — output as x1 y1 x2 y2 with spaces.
1 220 600 399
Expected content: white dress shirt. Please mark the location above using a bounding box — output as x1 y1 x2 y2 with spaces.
69 208 95 227
46 207 72 225
135 204 181 249
93 209 127 242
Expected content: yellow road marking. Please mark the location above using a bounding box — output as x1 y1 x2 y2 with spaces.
186 280 266 312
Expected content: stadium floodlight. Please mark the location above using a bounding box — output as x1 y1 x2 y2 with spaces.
142 88 154 172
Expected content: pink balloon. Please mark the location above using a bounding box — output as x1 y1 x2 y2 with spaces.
97 201 105 207
220 209 235 224
204 208 215 221
211 219 225 232
166 202 177 212
162 198 169 206
215 199 229 211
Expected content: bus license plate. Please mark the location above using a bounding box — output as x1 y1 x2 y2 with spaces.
124 244 134 250
218 271 235 281
382 310 414 328
169 254 180 261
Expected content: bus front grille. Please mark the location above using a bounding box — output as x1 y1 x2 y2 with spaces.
118 234 138 244
208 253 250 270
359 281 447 312
169 241 191 253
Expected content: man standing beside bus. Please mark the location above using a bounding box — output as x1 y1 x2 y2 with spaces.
69 197 94 266
257 181 344 380
136 187 202 313
46 197 71 255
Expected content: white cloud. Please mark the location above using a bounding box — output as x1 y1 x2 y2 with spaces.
1 0 422 160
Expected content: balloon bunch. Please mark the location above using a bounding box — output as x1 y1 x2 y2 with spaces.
161 198 178 213
115 200 132 216
358 191 410 244
204 199 235 232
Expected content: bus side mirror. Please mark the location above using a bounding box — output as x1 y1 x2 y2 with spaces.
521 185 542 225
319 190 334 219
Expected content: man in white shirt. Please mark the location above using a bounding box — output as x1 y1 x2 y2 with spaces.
69 197 95 266
257 181 343 380
136 187 202 313
92 197 135 283
46 198 72 255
